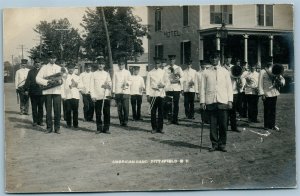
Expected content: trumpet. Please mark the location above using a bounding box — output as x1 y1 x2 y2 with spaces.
169 66 181 84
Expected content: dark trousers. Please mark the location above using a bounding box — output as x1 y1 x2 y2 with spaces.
65 98 79 127
229 94 238 131
29 94 44 124
184 92 195 118
18 90 29 114
82 94 95 121
165 91 180 123
45 94 61 131
263 96 277 129
208 105 228 149
115 94 130 125
62 100 67 120
150 97 164 131
246 94 259 122
131 95 143 120
238 92 248 117
95 99 110 131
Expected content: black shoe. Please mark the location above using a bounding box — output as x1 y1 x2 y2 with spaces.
253 120 260 123
38 122 44 126
218 147 227 152
232 128 241 133
157 130 164 134
32 122 37 127
209 147 217 152
54 129 61 134
45 129 52 134
103 131 111 134
151 129 156 134
172 121 179 125
66 125 72 128
95 130 101 134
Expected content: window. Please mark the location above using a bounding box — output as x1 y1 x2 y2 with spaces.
155 8 162 31
210 5 232 24
155 44 164 59
180 41 191 65
183 6 189 26
257 4 273 26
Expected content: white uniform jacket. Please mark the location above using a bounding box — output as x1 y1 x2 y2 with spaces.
146 68 166 98
112 68 132 95
164 64 184 92
182 68 198 93
61 73 83 100
200 65 233 105
90 70 112 100
36 63 62 95
15 68 30 89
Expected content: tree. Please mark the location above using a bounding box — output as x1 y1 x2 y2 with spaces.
28 18 83 62
81 7 148 63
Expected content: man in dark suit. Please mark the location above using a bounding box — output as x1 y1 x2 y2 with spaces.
23 58 44 126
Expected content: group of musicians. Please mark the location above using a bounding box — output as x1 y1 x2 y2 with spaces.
14 50 285 152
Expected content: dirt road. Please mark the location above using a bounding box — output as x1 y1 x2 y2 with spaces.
4 83 296 193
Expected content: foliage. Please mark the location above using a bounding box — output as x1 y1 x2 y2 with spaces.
28 18 82 63
81 7 148 62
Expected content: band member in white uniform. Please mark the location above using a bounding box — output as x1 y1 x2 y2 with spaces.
200 52 233 152
130 66 145 121
146 57 166 133
15 59 30 115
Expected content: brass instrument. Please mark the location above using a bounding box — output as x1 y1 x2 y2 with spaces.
230 65 244 92
168 66 181 84
40 72 63 90
271 63 285 90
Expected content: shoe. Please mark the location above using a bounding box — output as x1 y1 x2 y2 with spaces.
218 147 227 152
32 122 37 127
209 147 217 152
151 129 156 134
263 127 270 130
45 129 52 134
253 120 260 123
166 121 172 125
66 125 72 128
23 113 29 115
38 123 44 126
54 129 61 134
157 130 164 134
232 129 241 133
95 130 102 134
172 121 179 125
103 131 111 134
19 112 23 115
272 126 280 131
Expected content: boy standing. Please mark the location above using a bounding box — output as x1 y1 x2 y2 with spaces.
61 62 83 129
130 66 145 121
90 58 112 134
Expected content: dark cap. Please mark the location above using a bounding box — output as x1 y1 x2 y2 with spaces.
153 57 161 63
48 51 56 58
161 58 167 63
96 57 106 65
84 63 93 68
66 62 76 69
168 55 176 60
210 51 220 59
117 56 127 65
34 58 41 64
21 59 28 64
131 65 140 70
186 58 192 64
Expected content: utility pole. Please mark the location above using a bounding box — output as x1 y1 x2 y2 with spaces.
55 28 69 60
33 36 43 58
11 55 14 82
101 7 113 76
17 44 28 59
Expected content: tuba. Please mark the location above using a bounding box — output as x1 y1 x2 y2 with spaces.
39 67 64 90
271 63 285 90
230 65 244 92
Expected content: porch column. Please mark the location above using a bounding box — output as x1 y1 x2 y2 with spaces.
216 34 220 51
257 39 261 66
269 35 273 59
243 34 249 63
199 35 204 60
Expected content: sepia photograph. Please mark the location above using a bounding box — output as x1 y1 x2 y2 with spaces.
3 3 296 193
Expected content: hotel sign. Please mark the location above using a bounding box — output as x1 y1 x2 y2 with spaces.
164 30 181 38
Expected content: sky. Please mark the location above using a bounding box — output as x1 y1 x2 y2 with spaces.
3 6 148 63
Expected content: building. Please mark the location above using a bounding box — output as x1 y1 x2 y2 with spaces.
147 4 293 70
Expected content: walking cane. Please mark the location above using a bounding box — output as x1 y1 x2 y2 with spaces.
200 109 204 152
